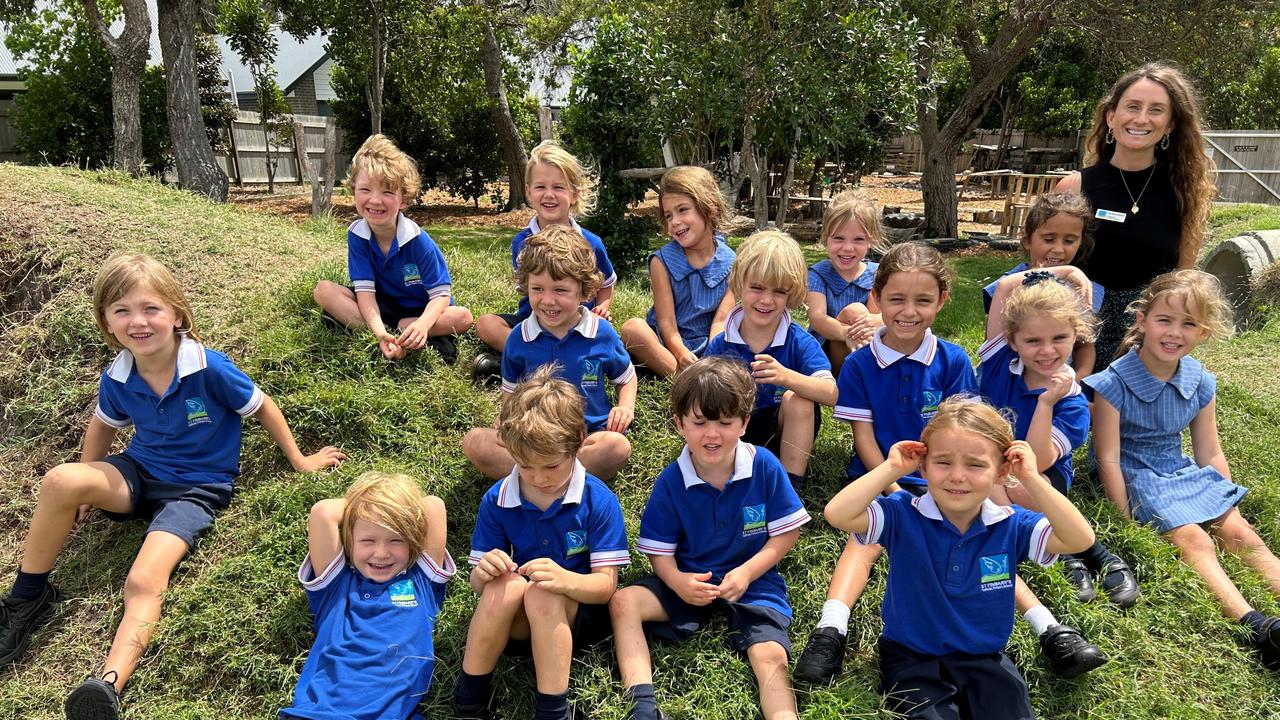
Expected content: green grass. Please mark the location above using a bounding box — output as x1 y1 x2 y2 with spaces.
3 164 1280 718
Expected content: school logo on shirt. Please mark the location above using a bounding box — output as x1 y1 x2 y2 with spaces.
979 554 1012 591
566 530 588 556
580 359 601 389
402 263 423 286
920 389 943 418
743 504 767 537
389 578 418 607
185 397 210 426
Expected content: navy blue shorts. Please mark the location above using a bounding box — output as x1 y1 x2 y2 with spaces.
630 574 792 656
878 638 1033 720
503 590 612 656
100 454 233 549
496 308 533 328
743 403 821 460
320 286 426 329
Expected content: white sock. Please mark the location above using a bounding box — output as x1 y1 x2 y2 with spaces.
816 600 852 635
1023 605 1058 636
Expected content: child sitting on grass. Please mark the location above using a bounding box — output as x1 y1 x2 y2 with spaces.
313 134 474 362
824 398 1095 719
0 253 345 720
462 225 637 480
805 189 884 368
610 356 810 720
454 366 630 720
1084 270 1280 670
705 230 838 482
283 471 453 720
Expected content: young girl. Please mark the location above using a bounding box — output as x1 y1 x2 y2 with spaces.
1 253 345 720
473 141 617 378
806 189 883 368
984 191 1100 376
978 279 1134 678
824 398 1095 719
284 472 454 719
1083 270 1280 669
794 242 975 685
621 166 736 377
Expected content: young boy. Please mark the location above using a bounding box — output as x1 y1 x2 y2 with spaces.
705 230 838 482
454 366 630 720
462 225 637 480
610 356 810 720
313 134 473 362
285 471 454 720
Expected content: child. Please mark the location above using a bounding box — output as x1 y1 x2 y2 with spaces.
313 134 474 362
473 141 617 378
806 189 884 368
983 192 1101 376
1083 270 1280 669
283 472 454 719
978 278 1133 678
620 165 736 377
823 398 1096 719
705 230 837 481
0 253 346 720
453 366 630 720
461 226 637 480
610 356 810 720
794 242 975 685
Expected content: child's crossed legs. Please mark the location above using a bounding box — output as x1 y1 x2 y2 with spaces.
1168 508 1280 619
462 572 580 695
463 427 630 480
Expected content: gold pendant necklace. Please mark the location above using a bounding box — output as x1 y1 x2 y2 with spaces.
1118 163 1157 215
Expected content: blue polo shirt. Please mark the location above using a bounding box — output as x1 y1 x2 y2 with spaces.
348 213 453 312
978 336 1089 486
512 217 617 315
94 337 264 486
501 309 635 432
636 442 810 618
283 551 457 720
468 460 630 573
834 328 976 484
705 307 834 410
807 260 877 339
854 491 1056 656
982 262 1104 315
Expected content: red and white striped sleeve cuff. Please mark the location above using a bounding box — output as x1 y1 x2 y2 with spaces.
851 502 885 546
767 508 811 536
636 537 677 556
1028 517 1057 566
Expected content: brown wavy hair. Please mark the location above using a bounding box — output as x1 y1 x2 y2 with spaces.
1083 63 1216 266
1118 269 1234 357
93 252 200 351
659 166 728 235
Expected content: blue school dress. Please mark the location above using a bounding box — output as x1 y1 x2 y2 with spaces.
1082 349 1246 531
644 236 735 356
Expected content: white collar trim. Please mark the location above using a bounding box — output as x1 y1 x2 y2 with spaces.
497 458 588 508
911 492 1013 527
351 213 420 248
723 306 791 347
869 326 937 368
519 307 597 341
676 441 755 488
106 335 206 383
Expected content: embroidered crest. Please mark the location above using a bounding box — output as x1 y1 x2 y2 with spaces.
185 397 210 426
389 578 418 607
402 263 423 286
979 554 1012 591
566 530 588 556
743 504 767 537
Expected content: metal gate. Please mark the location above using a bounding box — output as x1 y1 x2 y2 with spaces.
1203 130 1280 205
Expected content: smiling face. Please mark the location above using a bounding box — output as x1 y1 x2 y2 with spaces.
872 270 947 355
527 161 578 227
675 408 748 474
825 218 871 277
739 279 793 334
350 517 412 582
515 451 577 500
1107 78 1173 155
104 284 183 359
1136 292 1208 367
1008 314 1077 385
922 427 1006 525
526 270 585 336
1024 212 1085 268
662 192 712 251
353 170 407 239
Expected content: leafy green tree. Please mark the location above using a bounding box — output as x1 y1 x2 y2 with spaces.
221 0 295 192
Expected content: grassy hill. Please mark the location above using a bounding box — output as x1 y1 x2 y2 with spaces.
2 163 1280 718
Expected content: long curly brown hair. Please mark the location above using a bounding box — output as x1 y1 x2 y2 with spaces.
1082 63 1217 266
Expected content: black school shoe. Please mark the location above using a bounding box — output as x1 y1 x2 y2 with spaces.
1062 557 1097 603
426 335 459 365
1040 624 1108 678
0 583 63 665
65 672 121 720
471 352 502 385
1099 559 1140 608
793 626 846 684
451 701 494 720
1250 615 1280 670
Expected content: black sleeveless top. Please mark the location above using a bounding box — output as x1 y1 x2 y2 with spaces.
1076 161 1181 290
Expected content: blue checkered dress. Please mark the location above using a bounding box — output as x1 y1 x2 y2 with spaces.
645 236 735 355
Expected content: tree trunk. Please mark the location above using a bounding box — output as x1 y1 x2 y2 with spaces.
741 117 768 230
480 22 527 211
82 0 150 175
807 155 824 217
157 0 228 201
775 127 800 227
262 117 275 193
367 8 384 134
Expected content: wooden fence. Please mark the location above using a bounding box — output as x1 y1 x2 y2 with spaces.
0 97 22 164
218 110 347 186
1203 131 1280 205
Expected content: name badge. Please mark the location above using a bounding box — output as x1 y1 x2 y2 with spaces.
1095 209 1127 223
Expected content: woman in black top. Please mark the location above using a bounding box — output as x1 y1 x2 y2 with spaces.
1056 63 1217 370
